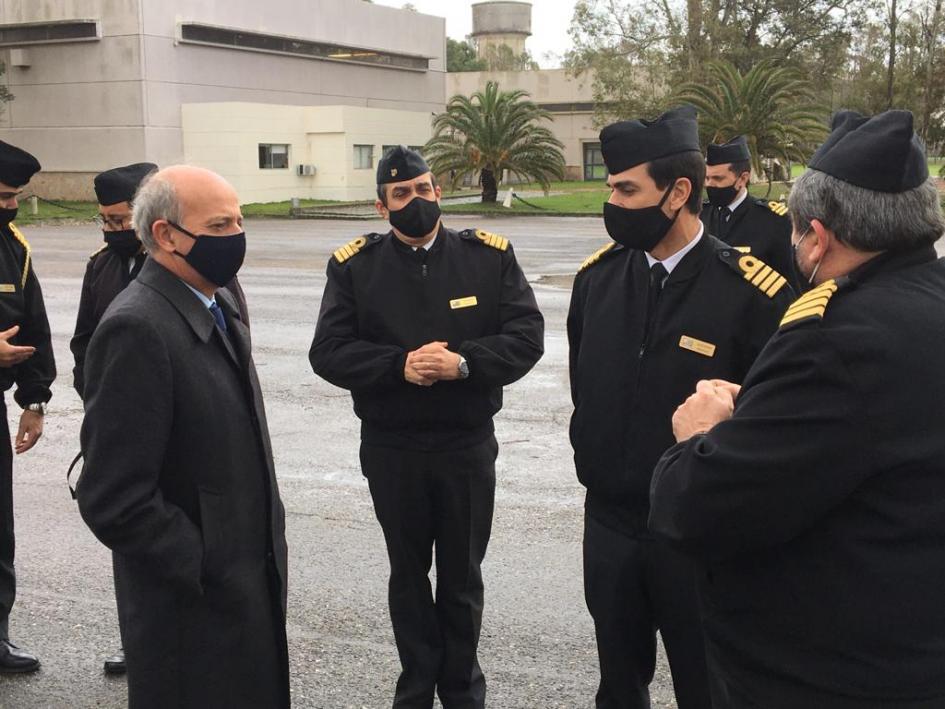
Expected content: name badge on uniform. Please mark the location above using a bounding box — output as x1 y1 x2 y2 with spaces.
679 335 716 358
0 284 15 293
450 296 478 310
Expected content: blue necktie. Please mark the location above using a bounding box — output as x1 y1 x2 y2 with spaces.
209 302 227 333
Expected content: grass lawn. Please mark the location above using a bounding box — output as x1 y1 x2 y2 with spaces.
241 199 341 218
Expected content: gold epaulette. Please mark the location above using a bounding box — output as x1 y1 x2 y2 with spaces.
768 201 789 217
734 245 751 253
333 236 369 264
7 223 31 289
578 242 617 273
780 279 838 328
474 229 509 252
732 253 789 298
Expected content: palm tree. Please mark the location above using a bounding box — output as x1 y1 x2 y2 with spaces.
424 81 566 203
674 59 828 181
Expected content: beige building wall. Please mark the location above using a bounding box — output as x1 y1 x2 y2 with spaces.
0 0 446 199
183 103 433 203
447 69 599 181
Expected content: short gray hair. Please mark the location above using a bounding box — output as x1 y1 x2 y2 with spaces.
788 169 945 251
132 174 182 253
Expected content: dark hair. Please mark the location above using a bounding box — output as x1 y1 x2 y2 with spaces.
728 159 752 179
646 151 705 215
376 174 439 207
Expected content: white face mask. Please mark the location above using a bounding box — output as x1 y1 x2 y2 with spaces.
793 228 823 289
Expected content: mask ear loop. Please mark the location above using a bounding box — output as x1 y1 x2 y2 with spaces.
657 179 684 226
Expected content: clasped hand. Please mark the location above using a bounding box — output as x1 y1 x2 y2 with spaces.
404 341 461 387
672 379 741 442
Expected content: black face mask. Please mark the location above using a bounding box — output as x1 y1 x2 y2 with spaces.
389 196 442 239
168 222 246 287
0 207 18 228
104 229 142 259
603 184 679 252
705 184 740 208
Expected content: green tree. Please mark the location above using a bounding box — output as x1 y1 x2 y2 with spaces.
675 59 829 179
447 38 487 72
0 62 13 117
565 0 866 126
424 81 566 203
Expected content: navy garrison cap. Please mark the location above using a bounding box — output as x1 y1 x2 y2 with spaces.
0 140 41 188
809 110 928 193
600 106 701 175
94 162 158 206
706 135 751 165
377 145 430 185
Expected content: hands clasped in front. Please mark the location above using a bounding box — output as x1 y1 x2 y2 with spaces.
405 341 462 387
672 379 741 443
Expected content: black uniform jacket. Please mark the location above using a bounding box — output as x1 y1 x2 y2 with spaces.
310 224 544 451
701 196 795 285
70 244 250 399
77 259 288 709
568 234 793 534
649 246 945 708
0 223 55 407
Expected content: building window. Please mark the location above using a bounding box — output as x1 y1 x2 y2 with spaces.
0 20 100 47
179 23 429 72
583 142 606 181
259 144 289 170
354 145 374 170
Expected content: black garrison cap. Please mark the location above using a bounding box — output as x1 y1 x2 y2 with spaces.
599 105 701 175
706 135 751 165
377 145 430 185
0 140 41 188
94 162 158 206
808 110 928 192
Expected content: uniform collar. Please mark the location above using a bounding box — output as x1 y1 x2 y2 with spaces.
646 222 704 275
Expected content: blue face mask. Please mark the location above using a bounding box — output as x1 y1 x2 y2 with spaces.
168 222 246 287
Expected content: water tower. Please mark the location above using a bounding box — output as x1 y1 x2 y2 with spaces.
471 1 532 59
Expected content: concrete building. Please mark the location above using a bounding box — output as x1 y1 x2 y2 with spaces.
0 0 446 201
471 1 531 59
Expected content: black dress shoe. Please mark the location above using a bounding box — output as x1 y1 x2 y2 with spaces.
103 648 126 675
0 639 40 673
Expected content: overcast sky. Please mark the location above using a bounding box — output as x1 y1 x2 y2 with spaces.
370 0 575 68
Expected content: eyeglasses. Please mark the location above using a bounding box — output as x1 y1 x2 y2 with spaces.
94 215 133 230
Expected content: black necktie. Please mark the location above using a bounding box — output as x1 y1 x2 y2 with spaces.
209 302 227 333
643 262 668 344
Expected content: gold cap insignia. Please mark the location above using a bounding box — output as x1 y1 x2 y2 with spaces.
391 168 398 177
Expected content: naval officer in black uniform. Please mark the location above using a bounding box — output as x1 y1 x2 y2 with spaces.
310 146 544 709
650 111 945 708
568 107 794 709
701 135 794 280
0 140 56 673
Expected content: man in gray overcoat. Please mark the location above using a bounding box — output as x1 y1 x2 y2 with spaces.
77 165 289 709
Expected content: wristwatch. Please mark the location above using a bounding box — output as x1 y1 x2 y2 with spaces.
457 355 470 380
27 402 47 415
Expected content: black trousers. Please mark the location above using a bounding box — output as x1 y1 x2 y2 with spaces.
0 399 13 640
583 511 712 709
361 436 497 709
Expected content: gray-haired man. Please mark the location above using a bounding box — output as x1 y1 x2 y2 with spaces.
77 166 289 709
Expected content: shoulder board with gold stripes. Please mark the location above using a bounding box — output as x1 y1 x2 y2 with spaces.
578 242 619 273
473 229 509 252
7 223 31 289
766 200 789 217
332 234 380 264
779 279 838 328
718 249 789 299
